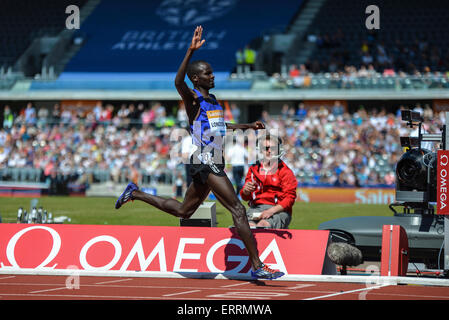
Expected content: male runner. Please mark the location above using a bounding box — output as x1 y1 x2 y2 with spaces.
115 26 283 280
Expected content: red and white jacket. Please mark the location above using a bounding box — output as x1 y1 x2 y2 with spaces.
240 160 298 214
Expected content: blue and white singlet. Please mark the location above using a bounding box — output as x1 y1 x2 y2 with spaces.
190 89 227 154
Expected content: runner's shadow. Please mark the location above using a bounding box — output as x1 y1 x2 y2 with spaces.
175 227 292 282
222 227 292 279
250 227 293 239
249 280 284 287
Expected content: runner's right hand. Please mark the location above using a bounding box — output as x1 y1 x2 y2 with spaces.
190 26 205 51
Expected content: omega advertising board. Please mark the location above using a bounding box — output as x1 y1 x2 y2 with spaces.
297 187 395 204
0 224 335 278
437 150 449 215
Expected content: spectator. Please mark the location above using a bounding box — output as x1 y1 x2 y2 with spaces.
289 64 300 78
226 137 248 195
173 171 185 198
362 52 373 66
376 51 391 69
180 129 196 186
332 101 344 117
240 134 297 229
281 104 290 120
357 65 369 77
51 103 61 124
37 106 49 127
361 41 370 54
176 102 189 127
100 104 114 124
24 102 36 125
243 45 257 73
93 101 103 122
60 107 71 125
127 104 139 128
117 103 130 124
235 48 244 75
296 103 307 121
3 105 13 130
230 103 241 123
141 107 153 128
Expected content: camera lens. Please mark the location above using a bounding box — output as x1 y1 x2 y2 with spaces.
398 159 418 180
395 148 431 190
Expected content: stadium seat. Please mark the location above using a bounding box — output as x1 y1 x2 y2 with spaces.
0 0 88 68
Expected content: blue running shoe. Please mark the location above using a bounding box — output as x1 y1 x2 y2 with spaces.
115 182 138 209
251 263 284 280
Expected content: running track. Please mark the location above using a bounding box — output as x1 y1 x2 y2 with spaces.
1 274 449 300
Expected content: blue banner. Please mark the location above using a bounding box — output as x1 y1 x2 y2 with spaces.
65 0 302 73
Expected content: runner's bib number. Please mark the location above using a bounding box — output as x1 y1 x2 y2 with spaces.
206 110 226 136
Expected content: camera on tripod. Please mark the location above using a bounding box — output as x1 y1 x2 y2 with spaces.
394 109 444 214
401 110 423 123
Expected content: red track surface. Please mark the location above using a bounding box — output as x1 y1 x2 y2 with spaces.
0 274 448 301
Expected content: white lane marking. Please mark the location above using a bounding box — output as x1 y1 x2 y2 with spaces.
221 282 249 288
29 287 68 294
287 284 315 290
304 284 390 300
163 290 201 297
207 291 289 299
0 292 221 300
95 278 133 285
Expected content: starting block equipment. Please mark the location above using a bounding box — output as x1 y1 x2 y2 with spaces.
180 202 217 227
380 225 409 276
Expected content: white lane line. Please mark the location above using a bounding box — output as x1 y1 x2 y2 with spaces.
221 282 249 288
304 284 390 300
0 292 221 300
287 284 315 290
29 287 68 294
163 290 201 297
0 281 328 295
0 282 299 292
0 276 16 280
95 278 133 285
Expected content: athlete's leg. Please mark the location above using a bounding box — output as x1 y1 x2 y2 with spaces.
206 174 262 270
131 181 210 218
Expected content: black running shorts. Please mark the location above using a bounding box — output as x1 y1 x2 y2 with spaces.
187 154 226 185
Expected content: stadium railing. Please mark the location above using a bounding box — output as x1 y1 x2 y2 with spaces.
263 74 449 90
1 73 447 91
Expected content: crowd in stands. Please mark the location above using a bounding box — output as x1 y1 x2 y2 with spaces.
305 25 449 74
266 30 449 90
274 101 440 187
0 101 443 191
0 101 184 189
269 61 449 90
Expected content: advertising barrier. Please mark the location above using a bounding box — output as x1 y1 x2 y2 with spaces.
0 185 43 197
437 150 449 215
0 224 335 278
297 187 395 204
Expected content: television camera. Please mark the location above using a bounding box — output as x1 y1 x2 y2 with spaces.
320 110 449 273
393 110 445 215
